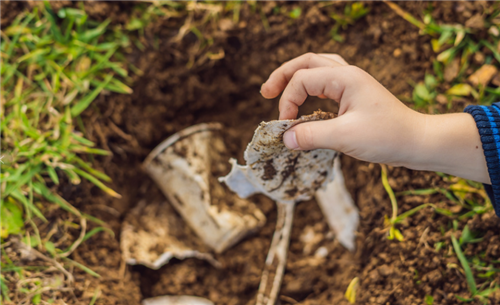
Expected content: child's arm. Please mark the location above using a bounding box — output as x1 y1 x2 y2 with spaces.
260 53 490 185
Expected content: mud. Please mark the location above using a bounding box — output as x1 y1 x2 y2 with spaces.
3 1 500 305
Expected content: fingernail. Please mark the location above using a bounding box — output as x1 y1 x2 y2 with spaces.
283 130 299 150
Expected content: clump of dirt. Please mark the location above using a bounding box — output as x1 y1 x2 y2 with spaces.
3 1 500 305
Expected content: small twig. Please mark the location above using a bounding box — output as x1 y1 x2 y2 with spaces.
107 120 134 143
418 227 431 250
18 286 73 305
93 120 112 154
17 242 74 283
171 13 193 43
59 218 86 258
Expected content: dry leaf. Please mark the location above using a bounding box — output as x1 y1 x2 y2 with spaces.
444 58 460 82
465 14 484 29
468 64 498 87
446 83 472 96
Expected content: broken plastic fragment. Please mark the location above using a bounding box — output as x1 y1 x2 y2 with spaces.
219 111 342 305
142 123 266 254
315 156 359 251
219 111 337 203
142 295 214 305
121 200 220 270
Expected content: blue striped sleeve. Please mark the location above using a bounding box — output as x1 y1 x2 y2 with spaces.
464 103 500 216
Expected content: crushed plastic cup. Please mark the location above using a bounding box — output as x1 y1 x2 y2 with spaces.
122 123 266 270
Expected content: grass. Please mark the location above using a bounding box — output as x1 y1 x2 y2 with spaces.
386 2 500 112
1 1 316 303
0 1 158 302
1 2 130 235
383 3 500 303
388 171 497 302
329 2 369 42
3 1 498 304
384 168 498 302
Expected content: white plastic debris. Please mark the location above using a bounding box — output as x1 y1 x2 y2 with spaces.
219 111 348 305
300 226 325 256
256 201 294 305
315 156 359 251
142 123 266 254
121 200 220 270
142 295 214 305
219 111 337 203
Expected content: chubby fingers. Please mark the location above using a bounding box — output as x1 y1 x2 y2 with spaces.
278 65 358 120
261 53 345 99
318 53 349 66
283 118 345 151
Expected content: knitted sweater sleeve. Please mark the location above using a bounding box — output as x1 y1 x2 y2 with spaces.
464 103 500 216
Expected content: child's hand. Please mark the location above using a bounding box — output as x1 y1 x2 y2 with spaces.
261 53 490 184
260 53 423 166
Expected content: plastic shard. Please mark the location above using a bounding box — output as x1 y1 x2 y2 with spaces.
219 111 338 203
121 200 220 270
142 295 214 305
219 111 340 305
143 123 266 254
315 156 359 251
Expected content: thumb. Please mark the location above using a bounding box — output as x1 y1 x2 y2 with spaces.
283 119 343 151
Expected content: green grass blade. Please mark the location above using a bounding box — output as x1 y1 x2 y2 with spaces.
72 168 121 198
481 40 500 64
43 1 64 43
451 235 478 296
397 188 439 196
77 19 110 42
70 74 113 116
90 78 132 94
10 189 48 222
5 13 34 57
17 47 52 63
32 182 81 216
82 226 114 243
3 164 42 198
0 275 12 302
62 257 100 278
72 157 111 182
46 166 60 185
89 288 100 305
394 204 430 223
381 164 398 220
81 213 105 225
69 146 111 155
71 133 95 146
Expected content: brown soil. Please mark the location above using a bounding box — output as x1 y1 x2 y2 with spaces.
3 1 500 305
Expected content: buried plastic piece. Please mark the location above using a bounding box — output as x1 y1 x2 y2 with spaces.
142 295 214 305
315 156 359 252
143 123 266 254
121 200 220 270
219 111 338 203
219 111 345 305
